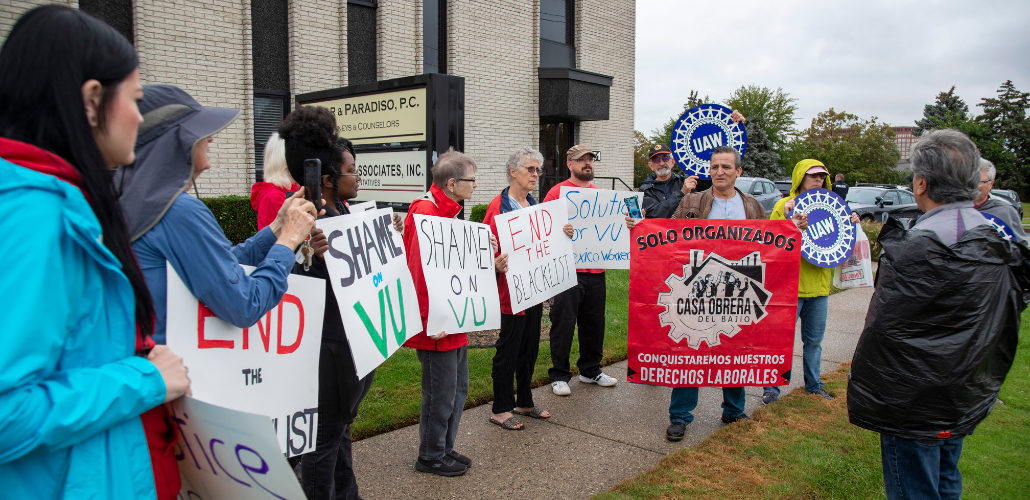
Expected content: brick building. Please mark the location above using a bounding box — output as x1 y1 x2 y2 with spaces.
0 0 635 213
892 126 916 161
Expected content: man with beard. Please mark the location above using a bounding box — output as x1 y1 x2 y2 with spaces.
543 145 631 395
638 143 697 219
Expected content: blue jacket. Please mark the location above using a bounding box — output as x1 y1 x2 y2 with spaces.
0 158 167 499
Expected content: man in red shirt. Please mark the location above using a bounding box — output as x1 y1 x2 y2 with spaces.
543 144 620 396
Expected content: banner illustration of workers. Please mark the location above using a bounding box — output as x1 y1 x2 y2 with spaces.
560 186 642 270
494 199 578 313
320 207 422 379
414 215 501 334
627 219 800 387
166 264 325 457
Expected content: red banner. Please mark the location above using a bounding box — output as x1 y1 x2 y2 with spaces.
627 219 800 387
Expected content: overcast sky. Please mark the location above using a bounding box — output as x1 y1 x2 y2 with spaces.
634 0 1030 136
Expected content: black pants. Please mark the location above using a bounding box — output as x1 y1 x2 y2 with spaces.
548 272 606 382
301 341 375 500
492 304 543 414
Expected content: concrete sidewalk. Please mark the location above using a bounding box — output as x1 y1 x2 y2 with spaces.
352 286 874 499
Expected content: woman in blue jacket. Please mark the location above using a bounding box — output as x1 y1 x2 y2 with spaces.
0 6 190 499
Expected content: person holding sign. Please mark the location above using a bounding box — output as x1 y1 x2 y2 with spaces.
402 149 501 476
639 142 697 219
483 147 574 429
543 144 635 395
760 160 859 404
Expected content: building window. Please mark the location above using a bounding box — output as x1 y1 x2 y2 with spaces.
423 0 447 74
540 0 574 67
348 0 378 85
79 0 133 44
252 0 290 93
539 121 575 199
254 91 290 182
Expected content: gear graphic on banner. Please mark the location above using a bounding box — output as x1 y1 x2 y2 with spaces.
670 104 747 180
792 188 856 268
657 249 772 349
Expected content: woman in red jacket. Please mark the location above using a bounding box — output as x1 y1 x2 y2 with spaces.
250 132 299 230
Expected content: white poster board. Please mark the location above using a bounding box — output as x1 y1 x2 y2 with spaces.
560 186 641 269
319 208 422 379
494 199 578 313
349 200 377 212
172 397 306 500
414 215 501 335
166 264 325 457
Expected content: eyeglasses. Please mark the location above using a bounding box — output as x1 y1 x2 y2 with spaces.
980 180 992 185
523 167 541 175
651 155 671 162
456 177 477 183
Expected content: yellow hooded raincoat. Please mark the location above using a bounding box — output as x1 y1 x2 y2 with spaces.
770 159 834 297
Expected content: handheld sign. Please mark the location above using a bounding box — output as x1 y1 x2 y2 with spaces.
792 188 856 268
320 208 422 379
980 212 1016 241
670 103 747 180
166 264 325 457
414 215 501 334
627 220 800 387
172 397 306 500
560 186 641 269
494 199 578 313
349 200 377 212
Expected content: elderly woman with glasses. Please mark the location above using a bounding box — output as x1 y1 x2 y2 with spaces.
483 147 574 430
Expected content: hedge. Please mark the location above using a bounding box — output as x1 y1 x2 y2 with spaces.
469 203 488 223
201 195 258 244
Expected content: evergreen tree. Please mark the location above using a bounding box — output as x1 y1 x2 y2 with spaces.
724 85 798 147
913 86 969 136
740 113 782 179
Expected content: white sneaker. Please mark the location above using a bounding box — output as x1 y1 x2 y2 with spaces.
551 381 571 396
579 372 618 387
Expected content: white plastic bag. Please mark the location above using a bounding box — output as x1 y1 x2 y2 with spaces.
833 226 874 289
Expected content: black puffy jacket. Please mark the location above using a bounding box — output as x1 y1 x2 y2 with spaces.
848 219 1030 439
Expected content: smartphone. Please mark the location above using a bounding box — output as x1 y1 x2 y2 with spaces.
624 196 643 219
303 159 322 214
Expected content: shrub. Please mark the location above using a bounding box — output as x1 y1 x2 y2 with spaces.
201 195 258 244
469 203 488 223
860 221 883 261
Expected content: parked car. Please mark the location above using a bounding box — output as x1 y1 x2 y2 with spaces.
774 179 792 196
991 189 1023 219
846 186 922 224
736 177 783 214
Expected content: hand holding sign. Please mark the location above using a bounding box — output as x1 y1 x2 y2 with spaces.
147 345 191 402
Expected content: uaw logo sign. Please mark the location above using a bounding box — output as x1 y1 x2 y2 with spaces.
980 212 1016 241
670 104 747 180
792 188 855 268
657 249 772 349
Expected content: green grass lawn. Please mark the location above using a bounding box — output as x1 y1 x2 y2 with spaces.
351 269 630 440
595 306 1030 500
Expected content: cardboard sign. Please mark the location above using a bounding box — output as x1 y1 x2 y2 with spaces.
791 188 856 268
670 103 747 179
560 186 641 269
494 199 577 313
349 200 377 212
172 397 306 500
166 264 325 457
320 208 422 379
627 220 800 387
414 215 501 334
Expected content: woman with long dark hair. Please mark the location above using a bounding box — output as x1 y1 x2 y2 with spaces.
0 6 190 498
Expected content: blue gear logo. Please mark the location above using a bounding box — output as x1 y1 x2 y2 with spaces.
980 212 1015 241
670 104 747 180
793 188 855 268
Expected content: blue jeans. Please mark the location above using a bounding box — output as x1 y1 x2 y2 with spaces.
764 295 828 396
880 433 964 500
669 386 746 424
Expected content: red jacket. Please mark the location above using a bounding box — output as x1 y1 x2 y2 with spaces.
543 179 604 274
401 184 469 351
250 181 298 230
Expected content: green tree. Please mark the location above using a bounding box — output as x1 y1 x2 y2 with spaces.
976 80 1030 196
781 108 902 184
633 130 652 187
723 85 799 146
913 86 969 136
649 90 709 148
739 113 782 179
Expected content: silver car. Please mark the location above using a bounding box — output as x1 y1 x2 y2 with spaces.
736 177 783 215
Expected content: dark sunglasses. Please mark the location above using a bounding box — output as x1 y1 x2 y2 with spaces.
650 155 672 162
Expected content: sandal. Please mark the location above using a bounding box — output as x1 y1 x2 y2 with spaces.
513 406 550 419
488 415 524 430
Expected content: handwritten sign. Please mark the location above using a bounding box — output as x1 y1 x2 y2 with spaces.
320 208 422 379
166 264 325 457
414 215 501 334
494 199 577 313
560 186 640 269
172 397 306 500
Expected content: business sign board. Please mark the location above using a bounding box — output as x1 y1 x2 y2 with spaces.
354 150 428 205
671 103 747 180
559 186 641 269
314 87 426 145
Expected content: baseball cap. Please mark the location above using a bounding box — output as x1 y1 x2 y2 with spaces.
567 144 594 160
649 143 672 158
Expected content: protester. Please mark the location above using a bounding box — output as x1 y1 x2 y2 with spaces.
831 173 849 200
291 136 374 498
402 149 502 476
115 85 320 345
849 129 1029 500
639 143 695 218
662 145 797 441
974 158 1026 244
543 144 623 395
0 6 189 498
762 159 859 404
484 147 574 430
251 131 299 230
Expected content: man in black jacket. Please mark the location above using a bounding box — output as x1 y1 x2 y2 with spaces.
639 143 696 218
831 174 849 200
848 129 1029 500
